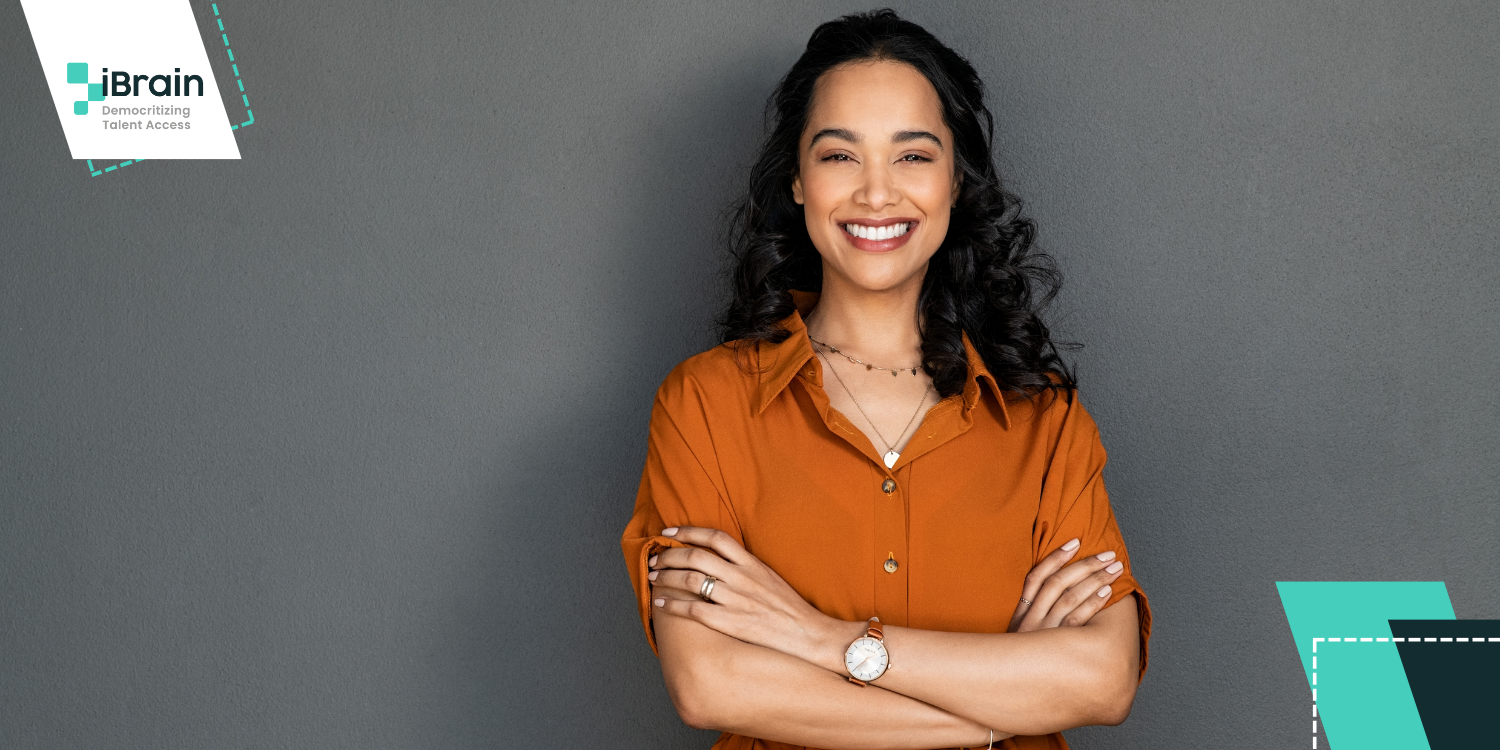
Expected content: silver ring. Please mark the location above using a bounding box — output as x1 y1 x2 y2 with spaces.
1019 597 1032 606
698 575 717 603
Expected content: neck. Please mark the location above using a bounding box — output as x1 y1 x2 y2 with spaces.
804 265 925 365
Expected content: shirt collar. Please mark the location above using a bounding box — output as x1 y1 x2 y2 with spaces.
750 290 1010 428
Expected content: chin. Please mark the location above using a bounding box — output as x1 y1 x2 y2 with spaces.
843 269 925 293
833 255 929 293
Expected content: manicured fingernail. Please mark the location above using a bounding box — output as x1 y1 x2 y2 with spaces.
654 598 665 607
663 527 679 537
1062 538 1080 551
1105 561 1123 574
1096 551 1116 562
1097 585 1111 598
648 555 658 567
648 571 658 581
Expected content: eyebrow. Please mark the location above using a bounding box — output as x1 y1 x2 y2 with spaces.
893 130 944 148
808 128 858 147
807 128 945 149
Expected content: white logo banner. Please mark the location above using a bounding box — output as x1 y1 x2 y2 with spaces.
21 0 241 160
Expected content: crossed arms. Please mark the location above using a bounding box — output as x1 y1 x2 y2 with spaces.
647 526 1142 749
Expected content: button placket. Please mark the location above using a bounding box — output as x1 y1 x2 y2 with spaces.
872 463 908 624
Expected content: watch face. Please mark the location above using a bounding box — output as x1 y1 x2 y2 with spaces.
845 636 888 681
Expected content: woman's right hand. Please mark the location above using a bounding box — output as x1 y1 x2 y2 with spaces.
1007 538 1126 633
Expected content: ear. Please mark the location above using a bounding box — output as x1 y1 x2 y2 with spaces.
791 173 804 205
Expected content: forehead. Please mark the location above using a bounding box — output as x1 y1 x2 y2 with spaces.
805 59 947 137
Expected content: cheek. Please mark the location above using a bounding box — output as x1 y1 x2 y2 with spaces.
798 170 846 213
905 173 956 215
798 175 846 240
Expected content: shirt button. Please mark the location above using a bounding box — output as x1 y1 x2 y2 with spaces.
883 555 898 574
881 479 896 494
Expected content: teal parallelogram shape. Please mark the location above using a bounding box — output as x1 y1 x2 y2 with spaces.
1277 582 1454 750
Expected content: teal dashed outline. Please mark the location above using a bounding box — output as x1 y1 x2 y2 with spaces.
87 158 143 175
86 2 253 177
214 3 255 130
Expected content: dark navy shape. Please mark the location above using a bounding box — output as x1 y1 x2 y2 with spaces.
1388 619 1500 749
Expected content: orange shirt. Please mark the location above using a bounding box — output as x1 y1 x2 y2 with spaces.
621 294 1151 750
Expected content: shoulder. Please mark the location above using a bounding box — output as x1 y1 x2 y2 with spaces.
653 342 758 414
1001 383 1098 438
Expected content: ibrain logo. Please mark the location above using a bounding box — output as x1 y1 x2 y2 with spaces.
66 61 204 114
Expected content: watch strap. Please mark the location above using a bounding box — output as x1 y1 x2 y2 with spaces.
846 617 886 686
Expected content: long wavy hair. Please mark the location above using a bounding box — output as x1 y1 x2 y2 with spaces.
717 9 1075 399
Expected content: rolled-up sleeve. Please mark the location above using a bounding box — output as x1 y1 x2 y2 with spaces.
621 369 744 656
1032 390 1152 681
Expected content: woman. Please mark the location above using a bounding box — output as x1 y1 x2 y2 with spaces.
621 10 1150 750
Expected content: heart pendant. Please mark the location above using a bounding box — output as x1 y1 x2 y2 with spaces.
883 451 899 468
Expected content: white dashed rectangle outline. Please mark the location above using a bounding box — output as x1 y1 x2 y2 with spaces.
1309 636 1500 748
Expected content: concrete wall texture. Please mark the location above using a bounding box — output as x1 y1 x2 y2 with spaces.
3 1 1497 747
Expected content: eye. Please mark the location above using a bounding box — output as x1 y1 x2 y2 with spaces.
899 154 933 162
821 153 853 162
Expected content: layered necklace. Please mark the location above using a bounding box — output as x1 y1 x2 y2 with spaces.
808 332 931 469
807 333 923 377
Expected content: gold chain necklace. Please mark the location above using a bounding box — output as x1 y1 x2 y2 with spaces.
815 349 931 469
807 334 922 377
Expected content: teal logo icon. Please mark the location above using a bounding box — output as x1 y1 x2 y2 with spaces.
66 62 104 114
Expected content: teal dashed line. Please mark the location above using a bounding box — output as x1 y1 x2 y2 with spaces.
88 157 144 177
215 8 252 129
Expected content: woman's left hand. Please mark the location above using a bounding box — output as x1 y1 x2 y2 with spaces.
648 526 847 668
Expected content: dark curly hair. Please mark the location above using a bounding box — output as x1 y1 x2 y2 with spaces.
717 8 1075 399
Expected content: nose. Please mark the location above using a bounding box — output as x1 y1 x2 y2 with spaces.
853 160 899 212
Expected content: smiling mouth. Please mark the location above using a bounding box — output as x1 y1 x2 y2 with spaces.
843 222 913 241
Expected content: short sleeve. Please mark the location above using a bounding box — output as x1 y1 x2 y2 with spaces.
1033 391 1152 681
620 369 745 656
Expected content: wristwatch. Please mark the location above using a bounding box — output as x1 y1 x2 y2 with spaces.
844 617 889 685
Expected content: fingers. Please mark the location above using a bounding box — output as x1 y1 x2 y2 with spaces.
1016 549 1123 632
651 590 729 628
1040 560 1124 629
649 544 736 582
1009 538 1081 630
648 568 740 606
661 526 753 566
1055 582 1113 629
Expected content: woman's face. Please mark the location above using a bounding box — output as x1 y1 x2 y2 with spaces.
793 59 958 294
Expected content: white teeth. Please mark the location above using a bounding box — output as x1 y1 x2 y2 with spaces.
845 222 911 241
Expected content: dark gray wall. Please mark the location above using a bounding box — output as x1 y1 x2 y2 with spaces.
3 1 1496 747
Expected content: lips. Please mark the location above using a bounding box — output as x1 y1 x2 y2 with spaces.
841 219 919 252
